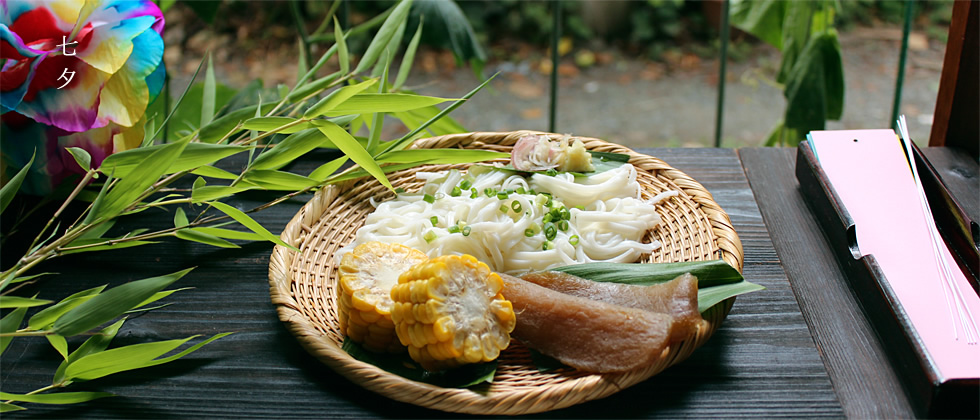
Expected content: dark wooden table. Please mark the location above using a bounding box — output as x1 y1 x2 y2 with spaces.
2 147 976 418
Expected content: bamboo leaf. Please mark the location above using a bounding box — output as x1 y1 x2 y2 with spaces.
0 391 113 405
241 170 319 190
174 208 188 228
59 240 157 256
64 333 231 381
198 103 276 143
191 185 258 203
65 147 92 171
193 176 207 191
324 93 452 116
411 0 486 72
354 0 413 74
94 138 189 221
303 79 378 119
317 122 393 190
1 403 25 412
201 54 216 127
296 37 308 82
0 296 53 309
52 268 193 337
176 229 240 248
82 172 114 224
249 128 334 171
310 156 349 181
28 286 106 330
100 143 249 178
191 165 238 180
392 105 466 137
1 306 28 354
294 41 338 89
371 19 406 77
378 73 496 156
152 56 206 142
46 334 69 359
1 272 56 293
376 149 508 165
190 227 264 241
368 54 391 151
208 201 297 250
335 17 349 74
328 160 435 183
286 71 341 103
134 288 192 310
394 17 424 90
53 319 125 385
242 117 314 133
0 150 34 214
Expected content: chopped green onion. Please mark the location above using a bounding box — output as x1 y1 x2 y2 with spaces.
542 214 553 224
524 228 535 237
460 179 472 190
470 188 478 199
516 187 526 194
549 208 562 220
423 231 437 243
574 205 585 210
557 220 569 231
450 186 462 197
546 168 558 176
560 208 571 220
461 226 471 236
542 240 553 250
484 188 495 197
543 222 557 240
545 196 553 207
394 187 405 193
569 235 580 246
448 225 461 234
511 201 522 213
430 216 439 226
499 204 509 213
496 191 509 200
422 193 435 204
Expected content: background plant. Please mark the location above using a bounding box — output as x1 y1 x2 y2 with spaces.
1 0 497 411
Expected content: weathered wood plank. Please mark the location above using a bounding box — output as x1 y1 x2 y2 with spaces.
1 149 842 418
739 147 916 418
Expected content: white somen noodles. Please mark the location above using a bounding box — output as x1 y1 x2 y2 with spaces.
337 164 676 274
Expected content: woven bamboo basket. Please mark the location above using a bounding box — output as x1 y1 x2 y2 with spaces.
268 131 744 415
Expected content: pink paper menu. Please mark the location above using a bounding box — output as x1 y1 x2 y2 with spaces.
809 129 980 381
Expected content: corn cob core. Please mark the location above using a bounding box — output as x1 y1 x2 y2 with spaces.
390 255 517 372
338 242 429 353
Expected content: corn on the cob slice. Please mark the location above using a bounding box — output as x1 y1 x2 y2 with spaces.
390 255 516 371
337 242 428 353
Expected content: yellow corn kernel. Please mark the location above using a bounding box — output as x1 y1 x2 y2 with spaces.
390 255 517 371
337 242 428 353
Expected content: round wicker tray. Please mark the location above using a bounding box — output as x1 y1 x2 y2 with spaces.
268 131 744 415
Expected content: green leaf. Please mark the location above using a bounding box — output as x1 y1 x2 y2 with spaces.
65 147 92 171
191 165 238 180
776 0 814 84
394 18 423 91
199 103 277 143
53 319 125 385
1 306 28 354
371 20 406 78
392 104 466 137
82 172 114 225
201 54 216 127
1 272 56 293
46 334 69 359
354 0 413 74
553 260 765 313
0 150 34 214
100 143 249 179
310 156 349 181
329 160 436 184
176 229 240 248
0 296 53 309
0 403 26 412
193 176 207 191
64 333 232 381
286 72 341 103
342 337 495 387
52 268 193 337
411 0 487 68
242 117 314 133
378 73 496 156
159 0 176 12
190 227 264 241
249 128 334 171
303 78 378 119
174 207 189 228
59 241 158 256
783 31 844 140
133 288 192 310
0 391 113 405
335 17 349 74
242 170 319 190
730 0 786 49
317 122 393 190
324 93 452 116
191 185 258 203
208 201 297 250
92 139 190 222
151 57 206 142
29 286 106 330
377 149 508 165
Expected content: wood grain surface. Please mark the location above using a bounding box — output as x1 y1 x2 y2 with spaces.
1 148 843 418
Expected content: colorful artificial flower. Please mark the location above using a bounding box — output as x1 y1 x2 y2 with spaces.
1 0 165 195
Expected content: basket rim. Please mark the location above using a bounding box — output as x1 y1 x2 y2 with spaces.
268 131 744 415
